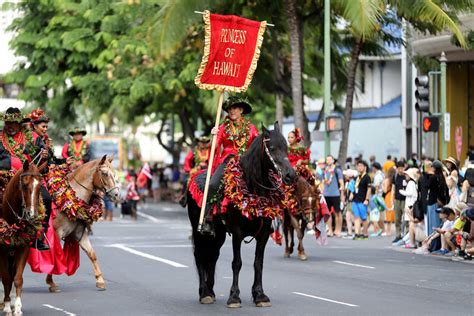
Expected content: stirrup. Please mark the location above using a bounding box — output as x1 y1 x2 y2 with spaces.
198 222 215 236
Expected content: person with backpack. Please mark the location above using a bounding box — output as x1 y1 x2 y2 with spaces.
391 161 407 243
427 160 450 235
323 155 345 237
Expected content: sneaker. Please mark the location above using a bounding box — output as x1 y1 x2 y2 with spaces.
370 229 383 237
352 234 361 240
432 249 449 255
393 239 405 247
392 237 402 243
414 247 430 255
404 243 416 249
360 235 369 240
463 254 473 261
381 232 389 237
343 234 354 239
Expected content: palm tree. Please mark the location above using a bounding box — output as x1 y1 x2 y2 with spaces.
333 0 468 165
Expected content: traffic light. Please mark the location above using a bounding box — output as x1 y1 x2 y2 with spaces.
422 116 439 132
415 75 430 112
325 115 343 132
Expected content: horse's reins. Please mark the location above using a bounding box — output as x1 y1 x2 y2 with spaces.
243 218 265 244
255 137 282 192
71 168 119 197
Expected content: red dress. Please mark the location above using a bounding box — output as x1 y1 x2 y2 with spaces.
288 145 311 167
212 117 259 173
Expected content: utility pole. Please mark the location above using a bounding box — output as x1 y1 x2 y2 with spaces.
440 52 448 159
323 0 331 156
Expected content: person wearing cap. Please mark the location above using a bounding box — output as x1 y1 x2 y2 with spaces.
398 168 420 248
0 107 50 250
350 160 371 240
417 206 456 255
184 136 210 177
199 96 258 235
442 207 472 258
61 127 91 167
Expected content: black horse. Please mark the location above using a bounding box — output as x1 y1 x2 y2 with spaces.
188 122 296 308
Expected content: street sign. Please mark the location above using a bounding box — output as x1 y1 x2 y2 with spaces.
311 130 342 141
455 126 462 160
444 112 450 142
422 116 439 132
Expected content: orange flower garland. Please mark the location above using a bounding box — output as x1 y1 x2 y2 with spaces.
46 165 104 225
222 157 298 219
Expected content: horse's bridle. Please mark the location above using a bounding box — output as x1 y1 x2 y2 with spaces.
71 167 119 198
262 137 283 178
6 171 42 222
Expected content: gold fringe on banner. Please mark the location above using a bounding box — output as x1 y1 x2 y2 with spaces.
194 10 267 93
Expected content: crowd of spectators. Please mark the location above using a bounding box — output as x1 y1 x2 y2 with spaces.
317 153 474 261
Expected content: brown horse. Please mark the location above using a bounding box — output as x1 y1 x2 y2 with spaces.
45 155 120 292
0 161 43 315
283 176 320 260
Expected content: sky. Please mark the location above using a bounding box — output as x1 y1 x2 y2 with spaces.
0 0 19 75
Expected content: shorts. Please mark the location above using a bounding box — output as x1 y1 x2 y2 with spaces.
325 196 341 213
352 202 368 221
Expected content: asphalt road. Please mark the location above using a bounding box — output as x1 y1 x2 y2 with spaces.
4 202 473 316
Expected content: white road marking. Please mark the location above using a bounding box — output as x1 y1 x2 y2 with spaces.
107 244 188 268
137 211 161 223
333 260 375 269
43 304 77 316
292 292 359 307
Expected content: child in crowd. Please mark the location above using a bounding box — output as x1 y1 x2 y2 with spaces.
369 186 386 237
126 173 139 220
418 207 456 255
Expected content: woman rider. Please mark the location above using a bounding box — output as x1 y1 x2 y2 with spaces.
29 109 74 250
287 128 314 184
199 96 259 235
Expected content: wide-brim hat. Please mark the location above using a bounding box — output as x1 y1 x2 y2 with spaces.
223 96 252 114
2 107 30 124
404 168 419 181
196 136 210 143
69 127 87 136
443 157 459 169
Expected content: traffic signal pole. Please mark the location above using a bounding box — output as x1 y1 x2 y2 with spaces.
440 52 447 159
323 0 331 156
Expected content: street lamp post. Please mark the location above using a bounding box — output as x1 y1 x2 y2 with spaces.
324 0 331 156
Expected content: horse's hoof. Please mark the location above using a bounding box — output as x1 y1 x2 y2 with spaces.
48 286 61 293
298 253 308 261
200 296 214 304
227 302 241 308
256 301 272 307
284 252 290 258
96 282 106 290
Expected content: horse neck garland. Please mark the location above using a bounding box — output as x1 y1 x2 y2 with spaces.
222 156 297 219
224 116 251 155
47 165 104 224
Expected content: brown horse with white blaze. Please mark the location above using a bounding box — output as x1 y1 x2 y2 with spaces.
0 161 43 316
283 176 320 260
45 155 120 292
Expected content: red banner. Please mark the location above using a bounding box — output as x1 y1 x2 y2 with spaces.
195 10 267 93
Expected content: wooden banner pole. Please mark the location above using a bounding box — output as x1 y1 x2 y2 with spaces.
198 92 224 230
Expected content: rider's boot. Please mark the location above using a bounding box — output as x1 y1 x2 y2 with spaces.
31 222 50 251
198 205 215 236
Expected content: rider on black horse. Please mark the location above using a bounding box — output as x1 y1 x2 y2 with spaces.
0 107 50 250
199 96 259 236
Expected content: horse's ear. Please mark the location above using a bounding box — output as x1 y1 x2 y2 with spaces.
274 121 280 132
23 159 29 171
261 123 269 136
99 155 107 165
107 154 115 163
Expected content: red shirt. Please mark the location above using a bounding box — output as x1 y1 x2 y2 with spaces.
184 147 209 174
288 145 311 167
212 118 259 172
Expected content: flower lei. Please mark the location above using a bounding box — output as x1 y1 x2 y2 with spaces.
224 116 251 155
194 148 208 166
0 206 45 247
68 140 87 161
46 165 104 225
1 129 35 162
222 157 298 219
0 170 46 246
288 145 307 157
324 166 335 185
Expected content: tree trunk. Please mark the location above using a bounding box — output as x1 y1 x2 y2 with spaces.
271 30 285 126
276 93 284 126
338 39 363 166
284 0 310 146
